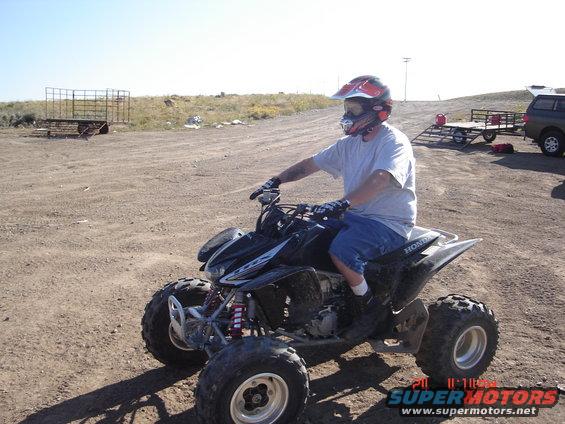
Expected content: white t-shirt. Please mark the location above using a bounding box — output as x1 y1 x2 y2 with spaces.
312 122 416 238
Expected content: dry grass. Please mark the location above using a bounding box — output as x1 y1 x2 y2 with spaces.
0 93 338 131
128 94 338 130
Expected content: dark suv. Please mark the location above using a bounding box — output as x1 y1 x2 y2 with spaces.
524 94 565 157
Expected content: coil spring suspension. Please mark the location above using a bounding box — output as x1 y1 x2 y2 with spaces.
230 292 246 338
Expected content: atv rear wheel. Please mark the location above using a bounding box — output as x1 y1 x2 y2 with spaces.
141 278 210 368
415 294 498 384
195 337 309 424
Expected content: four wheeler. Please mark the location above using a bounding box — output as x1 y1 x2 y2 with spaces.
141 189 499 424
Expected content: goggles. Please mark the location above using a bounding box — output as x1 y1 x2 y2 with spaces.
344 100 366 117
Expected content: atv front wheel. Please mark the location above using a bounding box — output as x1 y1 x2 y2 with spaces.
415 294 498 384
141 278 210 368
195 337 309 424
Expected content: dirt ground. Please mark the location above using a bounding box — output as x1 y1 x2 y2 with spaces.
1 99 563 424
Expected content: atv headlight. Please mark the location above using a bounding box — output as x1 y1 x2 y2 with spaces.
204 259 235 282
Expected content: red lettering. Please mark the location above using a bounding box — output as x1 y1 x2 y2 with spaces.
411 377 428 390
542 389 558 406
499 389 515 404
477 379 498 388
482 389 499 405
512 390 529 405
527 390 544 405
464 390 483 405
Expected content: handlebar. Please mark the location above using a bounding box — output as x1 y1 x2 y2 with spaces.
252 189 343 239
249 189 262 201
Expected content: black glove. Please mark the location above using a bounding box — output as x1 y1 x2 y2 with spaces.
311 199 351 219
250 177 281 200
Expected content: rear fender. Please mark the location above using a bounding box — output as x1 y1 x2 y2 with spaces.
421 238 481 273
393 238 480 310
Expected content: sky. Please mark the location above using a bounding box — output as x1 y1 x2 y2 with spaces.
0 0 563 101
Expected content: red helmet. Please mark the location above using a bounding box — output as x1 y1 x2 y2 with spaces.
331 75 392 136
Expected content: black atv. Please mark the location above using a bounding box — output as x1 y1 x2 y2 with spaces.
141 189 499 424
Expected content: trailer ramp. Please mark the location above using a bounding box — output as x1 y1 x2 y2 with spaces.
412 125 481 147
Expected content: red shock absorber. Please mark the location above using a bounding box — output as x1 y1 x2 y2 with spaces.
230 292 246 338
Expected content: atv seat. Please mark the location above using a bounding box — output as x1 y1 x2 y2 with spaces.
370 226 441 265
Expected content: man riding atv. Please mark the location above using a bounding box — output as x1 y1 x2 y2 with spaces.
251 75 416 340
141 75 498 424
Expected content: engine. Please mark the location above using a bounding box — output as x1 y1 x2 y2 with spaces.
305 305 339 337
303 272 350 338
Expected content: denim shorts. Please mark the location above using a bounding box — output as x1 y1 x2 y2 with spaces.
325 212 406 274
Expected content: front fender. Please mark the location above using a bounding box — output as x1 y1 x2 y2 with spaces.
241 265 317 291
197 227 244 262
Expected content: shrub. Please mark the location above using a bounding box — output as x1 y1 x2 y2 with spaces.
247 105 279 119
11 113 36 127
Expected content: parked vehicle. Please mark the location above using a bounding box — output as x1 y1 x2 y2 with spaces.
524 94 565 157
141 189 499 424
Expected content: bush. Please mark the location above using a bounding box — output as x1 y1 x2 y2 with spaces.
247 105 279 119
12 113 36 127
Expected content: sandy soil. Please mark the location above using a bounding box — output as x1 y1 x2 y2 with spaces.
0 99 564 424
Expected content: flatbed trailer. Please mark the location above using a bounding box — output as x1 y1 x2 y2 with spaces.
412 109 525 148
38 87 130 137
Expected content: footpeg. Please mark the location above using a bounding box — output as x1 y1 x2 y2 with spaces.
369 299 429 353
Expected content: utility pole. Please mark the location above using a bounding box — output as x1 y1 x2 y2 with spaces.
402 57 411 102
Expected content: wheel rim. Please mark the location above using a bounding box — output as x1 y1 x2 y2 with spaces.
544 136 559 153
230 373 289 424
453 325 488 370
483 130 495 141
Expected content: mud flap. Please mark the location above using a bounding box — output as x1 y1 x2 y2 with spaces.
369 299 429 354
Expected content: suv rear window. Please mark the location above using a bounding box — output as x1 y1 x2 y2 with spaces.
556 99 565 112
532 98 555 110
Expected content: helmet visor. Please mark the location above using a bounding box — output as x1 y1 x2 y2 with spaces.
332 80 385 100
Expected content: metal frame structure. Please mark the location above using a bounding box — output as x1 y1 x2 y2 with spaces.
41 87 130 137
412 109 525 148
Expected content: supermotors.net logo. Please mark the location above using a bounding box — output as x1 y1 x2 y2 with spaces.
386 385 560 417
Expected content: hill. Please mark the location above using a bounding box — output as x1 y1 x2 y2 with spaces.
451 88 565 102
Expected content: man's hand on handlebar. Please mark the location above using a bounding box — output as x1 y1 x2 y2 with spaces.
310 199 351 219
250 177 281 200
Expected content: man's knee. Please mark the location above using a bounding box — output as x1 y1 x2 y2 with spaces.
330 253 361 282
329 241 358 269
